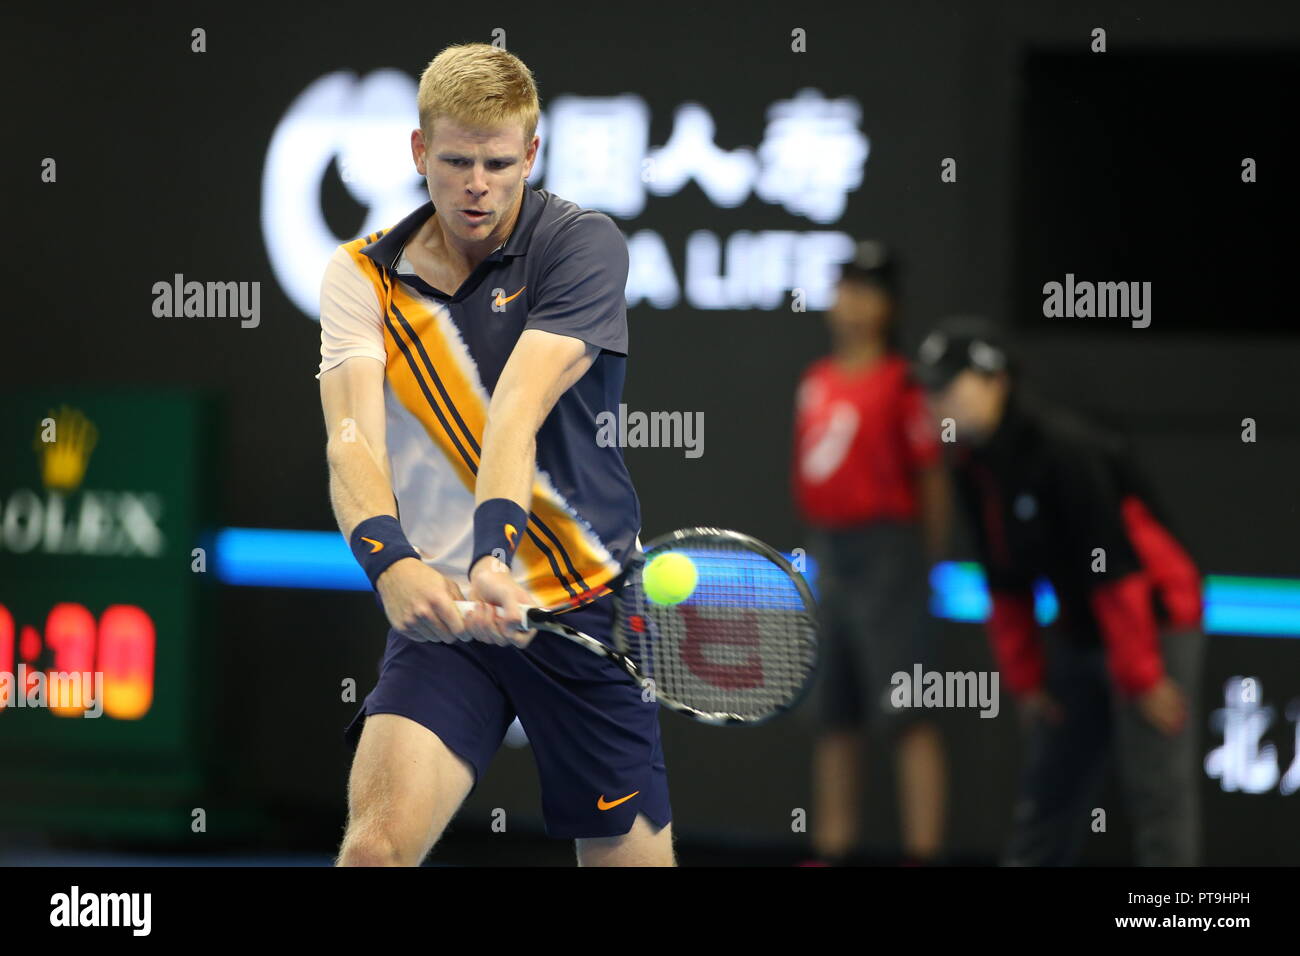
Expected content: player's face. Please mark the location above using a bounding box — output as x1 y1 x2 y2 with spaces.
828 279 893 343
929 369 1007 443
413 116 538 247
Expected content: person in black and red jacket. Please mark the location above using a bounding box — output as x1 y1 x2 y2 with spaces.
914 316 1205 866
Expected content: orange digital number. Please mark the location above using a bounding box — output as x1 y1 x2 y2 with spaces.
0 604 12 712
98 605 155 720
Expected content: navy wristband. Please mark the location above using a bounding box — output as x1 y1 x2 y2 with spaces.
350 515 421 589
471 498 528 574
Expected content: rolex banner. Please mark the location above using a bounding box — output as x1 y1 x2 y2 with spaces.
0 388 219 839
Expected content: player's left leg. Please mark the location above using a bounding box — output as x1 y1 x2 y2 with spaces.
575 813 676 867
494 593 674 863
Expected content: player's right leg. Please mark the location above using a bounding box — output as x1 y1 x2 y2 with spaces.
336 714 474 867
337 631 515 866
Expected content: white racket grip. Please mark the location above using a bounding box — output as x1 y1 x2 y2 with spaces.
452 600 532 631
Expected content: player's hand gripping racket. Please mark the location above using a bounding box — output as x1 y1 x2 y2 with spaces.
456 528 818 725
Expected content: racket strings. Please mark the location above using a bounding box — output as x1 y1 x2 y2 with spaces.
617 539 817 721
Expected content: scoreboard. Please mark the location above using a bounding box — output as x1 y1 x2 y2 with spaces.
0 389 218 840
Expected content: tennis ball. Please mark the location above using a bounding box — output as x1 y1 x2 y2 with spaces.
642 552 698 605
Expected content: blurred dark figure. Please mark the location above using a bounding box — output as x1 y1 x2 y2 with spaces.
915 316 1205 866
792 241 951 865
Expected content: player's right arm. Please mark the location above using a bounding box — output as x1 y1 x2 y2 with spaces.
317 246 466 643
319 355 395 537
320 358 467 642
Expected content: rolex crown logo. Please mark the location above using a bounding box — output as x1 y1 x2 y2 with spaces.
33 405 98 492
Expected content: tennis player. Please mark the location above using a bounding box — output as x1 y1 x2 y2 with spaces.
317 44 673 866
916 316 1205 865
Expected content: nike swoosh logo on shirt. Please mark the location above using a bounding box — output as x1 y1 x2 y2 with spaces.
493 286 526 308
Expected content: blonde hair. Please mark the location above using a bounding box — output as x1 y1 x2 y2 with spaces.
417 43 540 145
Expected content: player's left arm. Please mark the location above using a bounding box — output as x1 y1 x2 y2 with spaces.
475 331 599 507
463 330 598 643
465 210 629 643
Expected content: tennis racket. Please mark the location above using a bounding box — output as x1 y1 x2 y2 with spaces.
455 527 818 725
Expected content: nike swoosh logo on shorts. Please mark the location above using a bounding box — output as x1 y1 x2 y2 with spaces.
596 791 640 811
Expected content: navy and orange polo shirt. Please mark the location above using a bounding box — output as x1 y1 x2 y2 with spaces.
317 185 640 607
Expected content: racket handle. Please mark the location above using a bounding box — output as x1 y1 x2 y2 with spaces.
452 600 533 631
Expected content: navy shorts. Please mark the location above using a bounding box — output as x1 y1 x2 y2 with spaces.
343 593 672 839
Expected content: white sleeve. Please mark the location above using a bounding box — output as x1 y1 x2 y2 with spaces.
316 245 385 380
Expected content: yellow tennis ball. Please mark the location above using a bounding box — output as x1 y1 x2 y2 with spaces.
642 552 698 605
